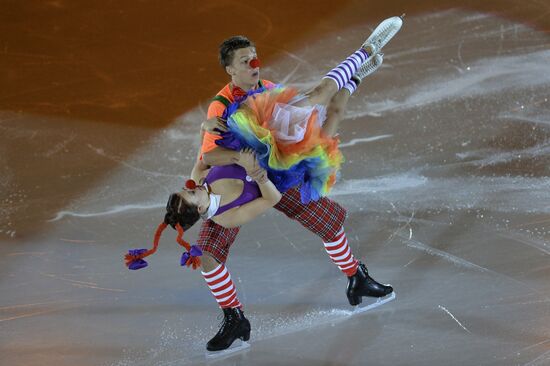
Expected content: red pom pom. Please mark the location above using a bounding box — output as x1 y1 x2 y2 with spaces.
185 179 197 189
249 58 260 69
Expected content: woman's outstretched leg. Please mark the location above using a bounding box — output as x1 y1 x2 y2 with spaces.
323 54 384 137
302 44 375 107
323 88 352 137
300 16 403 108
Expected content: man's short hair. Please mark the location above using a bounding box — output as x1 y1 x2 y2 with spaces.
219 36 255 68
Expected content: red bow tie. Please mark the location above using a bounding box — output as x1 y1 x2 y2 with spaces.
232 85 248 99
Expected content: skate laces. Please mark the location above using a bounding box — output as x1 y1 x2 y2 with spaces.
215 311 237 336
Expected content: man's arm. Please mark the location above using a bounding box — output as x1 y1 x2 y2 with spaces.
202 146 240 166
190 158 208 184
201 95 245 167
189 100 227 182
189 127 208 183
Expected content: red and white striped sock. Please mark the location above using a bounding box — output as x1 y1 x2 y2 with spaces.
323 227 359 277
201 263 242 309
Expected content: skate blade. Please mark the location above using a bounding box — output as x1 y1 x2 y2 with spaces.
205 339 251 360
352 291 396 315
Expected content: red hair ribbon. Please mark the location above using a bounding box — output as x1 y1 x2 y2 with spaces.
175 223 202 269
124 222 202 270
124 222 168 270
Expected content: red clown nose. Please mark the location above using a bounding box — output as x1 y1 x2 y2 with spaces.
185 179 197 190
249 58 260 69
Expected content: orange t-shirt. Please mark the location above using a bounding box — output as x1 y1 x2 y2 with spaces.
201 79 275 154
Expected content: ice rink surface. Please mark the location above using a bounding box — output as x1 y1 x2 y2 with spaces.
1 1 549 365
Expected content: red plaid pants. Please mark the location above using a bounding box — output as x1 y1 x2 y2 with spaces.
197 187 347 263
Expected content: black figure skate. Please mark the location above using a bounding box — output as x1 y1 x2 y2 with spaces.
346 263 395 314
206 307 251 358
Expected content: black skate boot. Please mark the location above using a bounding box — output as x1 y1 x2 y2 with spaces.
346 262 393 306
206 307 251 352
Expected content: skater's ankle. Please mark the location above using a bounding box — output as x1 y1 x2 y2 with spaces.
362 44 375 56
347 268 359 277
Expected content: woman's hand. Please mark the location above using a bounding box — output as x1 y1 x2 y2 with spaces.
237 147 256 171
201 117 228 135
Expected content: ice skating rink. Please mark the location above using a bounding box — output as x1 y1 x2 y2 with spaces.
1 1 549 365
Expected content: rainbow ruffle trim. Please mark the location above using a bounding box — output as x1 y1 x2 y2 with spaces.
216 85 343 203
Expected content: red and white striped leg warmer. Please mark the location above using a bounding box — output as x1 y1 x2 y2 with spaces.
323 227 359 277
201 263 242 309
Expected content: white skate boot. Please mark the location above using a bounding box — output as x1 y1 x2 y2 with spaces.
361 15 404 55
353 53 383 83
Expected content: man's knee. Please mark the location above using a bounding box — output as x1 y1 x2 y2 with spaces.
318 199 348 241
200 251 221 272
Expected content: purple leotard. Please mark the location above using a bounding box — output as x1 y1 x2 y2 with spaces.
204 164 261 216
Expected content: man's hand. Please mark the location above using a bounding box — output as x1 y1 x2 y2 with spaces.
236 147 256 172
201 117 228 135
248 165 268 184
238 148 268 183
